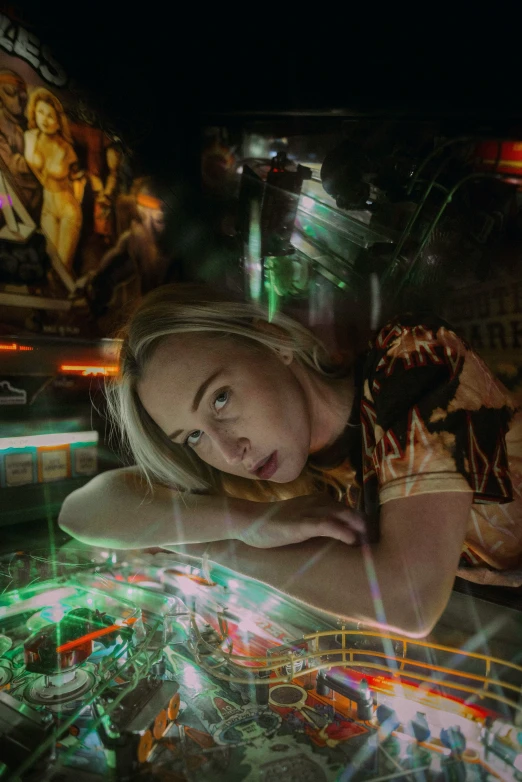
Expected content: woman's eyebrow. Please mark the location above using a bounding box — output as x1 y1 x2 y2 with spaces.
168 369 224 440
192 369 223 412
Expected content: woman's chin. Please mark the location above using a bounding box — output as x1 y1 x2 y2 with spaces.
268 460 305 485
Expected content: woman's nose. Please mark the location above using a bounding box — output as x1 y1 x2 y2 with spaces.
214 432 247 465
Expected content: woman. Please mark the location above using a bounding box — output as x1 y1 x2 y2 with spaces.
24 87 83 271
59 285 522 638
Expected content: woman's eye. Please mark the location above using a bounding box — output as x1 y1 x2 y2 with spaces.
214 390 229 411
184 392 228 447
185 430 202 446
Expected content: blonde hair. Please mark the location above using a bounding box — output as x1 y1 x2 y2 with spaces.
106 284 350 501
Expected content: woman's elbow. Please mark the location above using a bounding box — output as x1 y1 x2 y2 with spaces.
400 612 440 640
58 476 102 540
58 491 85 539
372 608 440 640
400 585 452 639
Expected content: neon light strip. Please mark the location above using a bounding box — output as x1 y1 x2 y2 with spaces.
60 365 119 376
0 431 98 450
56 617 138 653
0 343 34 351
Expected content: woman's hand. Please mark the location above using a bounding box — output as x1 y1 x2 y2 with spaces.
235 495 368 549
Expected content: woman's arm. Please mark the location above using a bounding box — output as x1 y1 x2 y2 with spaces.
175 492 472 639
58 467 253 549
58 469 366 550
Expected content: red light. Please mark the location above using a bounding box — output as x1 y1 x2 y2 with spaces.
475 140 522 177
0 343 33 351
55 616 137 653
60 364 119 377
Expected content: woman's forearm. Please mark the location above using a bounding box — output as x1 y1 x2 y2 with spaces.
177 492 470 639
190 537 440 639
58 467 254 549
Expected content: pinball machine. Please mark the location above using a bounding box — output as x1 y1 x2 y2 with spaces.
2 8 522 782
1 543 522 781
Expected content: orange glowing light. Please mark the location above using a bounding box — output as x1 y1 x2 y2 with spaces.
165 569 216 586
60 364 119 377
0 343 33 350
55 616 137 653
136 193 162 210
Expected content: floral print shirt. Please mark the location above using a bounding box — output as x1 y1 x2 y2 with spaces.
313 313 522 573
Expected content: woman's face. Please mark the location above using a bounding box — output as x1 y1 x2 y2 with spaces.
35 100 59 135
138 333 312 483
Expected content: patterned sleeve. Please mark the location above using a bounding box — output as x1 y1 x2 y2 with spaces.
361 315 516 506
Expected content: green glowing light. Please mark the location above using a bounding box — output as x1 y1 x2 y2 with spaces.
247 201 262 303
267 268 278 322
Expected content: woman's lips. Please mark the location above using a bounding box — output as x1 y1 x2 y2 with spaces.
255 451 278 480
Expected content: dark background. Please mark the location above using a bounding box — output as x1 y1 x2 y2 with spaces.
17 2 521 194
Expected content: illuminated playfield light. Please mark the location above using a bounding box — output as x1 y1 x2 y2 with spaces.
0 342 33 351
60 364 119 376
56 616 138 653
0 430 98 450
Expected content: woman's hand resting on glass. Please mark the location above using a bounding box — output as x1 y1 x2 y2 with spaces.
236 495 368 549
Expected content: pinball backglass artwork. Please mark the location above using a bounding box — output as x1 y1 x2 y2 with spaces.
0 10 171 340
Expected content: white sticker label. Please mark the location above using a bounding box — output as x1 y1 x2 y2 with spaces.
74 446 97 475
5 452 34 486
40 450 68 482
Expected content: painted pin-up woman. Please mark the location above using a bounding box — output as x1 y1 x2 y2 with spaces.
24 87 83 271
60 285 522 638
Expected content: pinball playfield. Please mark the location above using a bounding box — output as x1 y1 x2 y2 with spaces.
1 547 522 781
